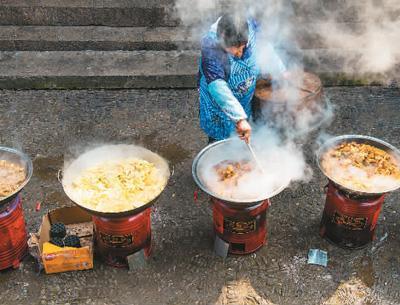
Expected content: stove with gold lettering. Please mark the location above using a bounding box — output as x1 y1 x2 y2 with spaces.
192 139 288 258
61 144 171 268
0 147 32 271
212 197 270 256
316 135 400 249
92 208 152 267
319 181 385 248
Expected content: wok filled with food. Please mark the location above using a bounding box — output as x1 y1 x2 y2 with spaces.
192 139 289 203
317 135 400 195
0 146 33 206
62 144 170 217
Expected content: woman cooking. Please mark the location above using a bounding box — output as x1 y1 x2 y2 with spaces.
198 13 286 143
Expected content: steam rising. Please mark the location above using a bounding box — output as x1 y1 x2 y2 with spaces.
307 0 400 77
197 129 311 201
175 0 400 82
176 0 399 198
63 144 170 184
62 144 170 211
323 160 400 193
175 0 344 197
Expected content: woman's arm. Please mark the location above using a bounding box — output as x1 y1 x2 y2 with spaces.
208 79 247 122
208 80 251 143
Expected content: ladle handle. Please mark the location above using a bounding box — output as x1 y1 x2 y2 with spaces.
246 142 264 174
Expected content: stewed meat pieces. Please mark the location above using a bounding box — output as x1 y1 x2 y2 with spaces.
214 160 253 186
328 142 400 177
322 142 400 192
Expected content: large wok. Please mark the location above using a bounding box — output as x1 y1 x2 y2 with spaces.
192 139 288 205
316 135 400 197
61 144 170 218
0 146 33 209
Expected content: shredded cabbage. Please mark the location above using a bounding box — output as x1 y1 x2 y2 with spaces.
71 158 165 212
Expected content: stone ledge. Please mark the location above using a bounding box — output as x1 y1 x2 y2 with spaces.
0 50 397 89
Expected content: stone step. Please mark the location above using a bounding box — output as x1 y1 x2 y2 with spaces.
0 0 178 27
0 26 197 51
0 50 198 89
2 1 397 27
290 1 399 23
0 50 396 89
0 22 369 51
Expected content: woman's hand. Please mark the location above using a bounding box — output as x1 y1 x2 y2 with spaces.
236 119 252 143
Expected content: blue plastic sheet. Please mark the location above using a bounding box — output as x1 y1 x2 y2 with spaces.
308 249 328 267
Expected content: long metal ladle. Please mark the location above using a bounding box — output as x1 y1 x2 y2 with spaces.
245 141 265 174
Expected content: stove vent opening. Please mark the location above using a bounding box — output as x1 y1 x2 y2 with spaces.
231 242 245 253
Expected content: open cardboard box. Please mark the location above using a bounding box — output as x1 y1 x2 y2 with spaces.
29 206 94 274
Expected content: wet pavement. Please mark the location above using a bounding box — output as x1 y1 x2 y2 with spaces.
0 87 399 305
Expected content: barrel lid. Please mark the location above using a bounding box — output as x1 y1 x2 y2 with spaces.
255 72 322 102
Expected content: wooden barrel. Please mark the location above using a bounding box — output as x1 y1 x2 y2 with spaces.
252 72 325 129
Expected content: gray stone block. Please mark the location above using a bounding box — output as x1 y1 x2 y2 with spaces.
0 4 178 26
0 26 197 51
0 49 396 89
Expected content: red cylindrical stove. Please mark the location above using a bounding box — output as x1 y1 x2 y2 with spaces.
92 208 152 267
320 181 385 248
0 195 28 270
212 198 270 255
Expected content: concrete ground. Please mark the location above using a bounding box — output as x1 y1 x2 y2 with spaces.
0 86 399 305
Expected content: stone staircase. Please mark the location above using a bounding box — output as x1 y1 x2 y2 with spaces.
0 0 395 89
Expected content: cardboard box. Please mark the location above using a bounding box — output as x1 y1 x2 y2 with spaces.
29 206 94 274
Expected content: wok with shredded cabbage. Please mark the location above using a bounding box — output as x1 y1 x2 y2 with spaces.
70 158 166 213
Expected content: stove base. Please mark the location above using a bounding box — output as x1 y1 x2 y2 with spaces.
99 242 152 268
0 195 28 271
93 208 152 268
212 198 269 255
320 182 385 249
